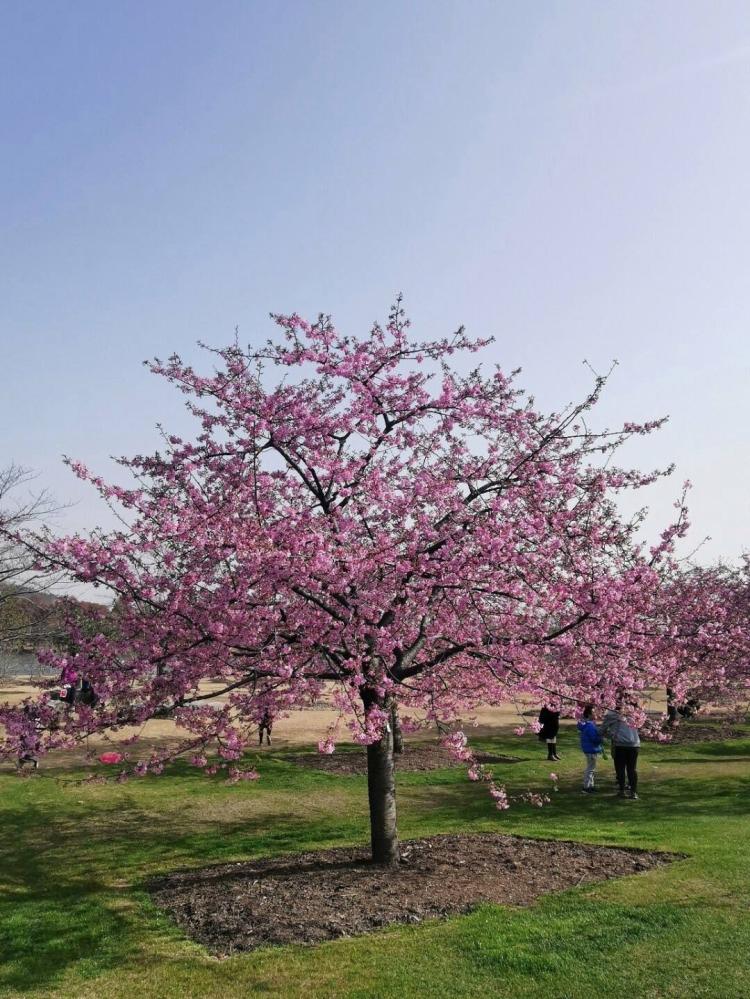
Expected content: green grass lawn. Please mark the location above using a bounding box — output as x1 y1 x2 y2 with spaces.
1 723 749 998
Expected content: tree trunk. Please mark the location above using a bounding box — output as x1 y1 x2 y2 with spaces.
666 687 678 726
391 701 404 755
363 693 400 865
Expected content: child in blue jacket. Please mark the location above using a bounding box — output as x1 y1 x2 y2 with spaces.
577 704 603 793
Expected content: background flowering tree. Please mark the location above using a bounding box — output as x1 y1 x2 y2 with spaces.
658 560 750 720
2 302 744 863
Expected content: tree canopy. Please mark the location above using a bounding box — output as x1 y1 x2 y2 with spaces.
2 304 747 861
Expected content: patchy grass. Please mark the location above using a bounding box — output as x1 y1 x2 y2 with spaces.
1 721 749 997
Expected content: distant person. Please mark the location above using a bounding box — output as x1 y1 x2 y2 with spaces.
79 678 98 708
577 704 603 793
59 662 79 705
602 699 641 800
538 704 561 761
17 705 41 771
258 710 273 746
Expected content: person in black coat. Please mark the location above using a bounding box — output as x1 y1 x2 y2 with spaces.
538 705 561 761
258 709 273 746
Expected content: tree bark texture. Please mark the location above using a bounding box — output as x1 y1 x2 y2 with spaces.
666 687 678 725
391 701 404 755
365 696 400 864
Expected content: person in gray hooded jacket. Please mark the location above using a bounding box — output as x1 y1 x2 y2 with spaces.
601 703 640 799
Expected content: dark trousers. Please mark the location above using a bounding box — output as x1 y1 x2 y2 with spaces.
613 746 639 793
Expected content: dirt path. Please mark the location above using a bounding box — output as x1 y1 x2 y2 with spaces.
0 678 545 747
0 678 672 769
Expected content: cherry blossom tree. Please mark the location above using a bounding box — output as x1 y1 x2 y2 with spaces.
659 560 750 720
1 302 743 863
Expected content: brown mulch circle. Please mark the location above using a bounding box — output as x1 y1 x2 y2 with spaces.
283 743 522 775
148 833 678 956
643 722 746 744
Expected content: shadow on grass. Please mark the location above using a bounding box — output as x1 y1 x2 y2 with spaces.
545 777 749 824
396 769 750 847
0 799 370 887
0 879 136 993
664 739 750 759
0 795 371 992
1 734 747 994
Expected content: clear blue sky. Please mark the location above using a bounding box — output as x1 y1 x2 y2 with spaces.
2 1 749 569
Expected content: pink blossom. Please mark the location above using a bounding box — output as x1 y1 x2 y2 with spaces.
2 302 747 863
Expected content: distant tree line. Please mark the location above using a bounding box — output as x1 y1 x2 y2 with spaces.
0 462 107 658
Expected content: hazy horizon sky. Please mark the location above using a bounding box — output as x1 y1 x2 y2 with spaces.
2 1 749 592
